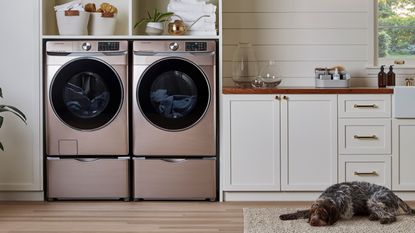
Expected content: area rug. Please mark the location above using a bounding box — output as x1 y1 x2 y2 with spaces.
244 208 415 233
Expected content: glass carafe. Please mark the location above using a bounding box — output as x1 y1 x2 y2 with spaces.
258 60 281 87
232 42 258 87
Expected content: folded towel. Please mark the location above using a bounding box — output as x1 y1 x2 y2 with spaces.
167 2 216 14
185 21 216 31
172 11 216 23
171 0 211 3
54 0 84 12
186 30 217 36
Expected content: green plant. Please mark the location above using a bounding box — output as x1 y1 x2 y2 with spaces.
134 9 174 29
0 87 27 151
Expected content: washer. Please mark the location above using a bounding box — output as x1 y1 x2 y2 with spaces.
45 41 128 156
133 40 216 156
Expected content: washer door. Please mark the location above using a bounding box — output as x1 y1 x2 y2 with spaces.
137 57 211 131
50 58 123 130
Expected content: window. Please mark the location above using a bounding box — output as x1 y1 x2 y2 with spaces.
378 0 415 65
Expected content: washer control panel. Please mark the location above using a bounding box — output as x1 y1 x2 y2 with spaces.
185 42 207 51
98 42 120 51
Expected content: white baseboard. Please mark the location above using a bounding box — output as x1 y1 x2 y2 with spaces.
0 191 44 201
223 191 415 202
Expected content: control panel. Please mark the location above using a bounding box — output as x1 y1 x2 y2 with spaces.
185 42 207 51
98 42 120 51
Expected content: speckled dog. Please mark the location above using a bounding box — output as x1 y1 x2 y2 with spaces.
279 181 415 226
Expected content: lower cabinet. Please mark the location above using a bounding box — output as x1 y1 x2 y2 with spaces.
222 94 337 192
392 120 415 190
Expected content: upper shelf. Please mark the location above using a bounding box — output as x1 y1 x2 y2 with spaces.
41 0 221 38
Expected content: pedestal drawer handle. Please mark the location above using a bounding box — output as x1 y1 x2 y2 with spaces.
354 135 378 139
354 171 378 176
354 104 378 108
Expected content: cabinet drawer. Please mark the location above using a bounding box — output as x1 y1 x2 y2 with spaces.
47 158 129 200
338 95 391 118
339 155 391 188
134 158 216 200
339 119 391 154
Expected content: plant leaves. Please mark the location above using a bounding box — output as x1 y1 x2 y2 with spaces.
156 12 174 22
0 105 26 121
0 116 3 128
0 142 3 151
0 87 2 98
0 106 27 124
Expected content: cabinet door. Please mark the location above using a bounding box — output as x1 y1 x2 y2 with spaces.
281 95 337 191
222 95 280 191
392 120 415 190
0 0 41 190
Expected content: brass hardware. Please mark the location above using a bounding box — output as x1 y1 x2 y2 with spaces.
354 135 378 139
275 96 280 100
405 78 414 87
283 96 288 100
354 104 377 108
354 171 378 176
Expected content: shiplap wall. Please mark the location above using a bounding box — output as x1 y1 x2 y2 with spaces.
222 0 409 87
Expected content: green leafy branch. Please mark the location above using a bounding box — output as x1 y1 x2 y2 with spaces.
0 87 27 151
134 9 174 29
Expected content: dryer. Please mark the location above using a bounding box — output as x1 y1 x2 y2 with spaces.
45 41 128 156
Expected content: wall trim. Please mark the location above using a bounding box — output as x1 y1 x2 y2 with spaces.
0 192 44 201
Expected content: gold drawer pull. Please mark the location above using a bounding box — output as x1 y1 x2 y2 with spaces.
354 135 378 139
354 104 378 108
354 171 378 176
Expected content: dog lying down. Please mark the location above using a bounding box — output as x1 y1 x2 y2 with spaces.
280 181 414 226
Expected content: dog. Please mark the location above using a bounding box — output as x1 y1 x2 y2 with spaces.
279 181 414 226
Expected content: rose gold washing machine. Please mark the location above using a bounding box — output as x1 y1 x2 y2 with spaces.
45 41 129 200
132 40 217 200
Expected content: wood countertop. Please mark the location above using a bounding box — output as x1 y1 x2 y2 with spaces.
222 86 394 95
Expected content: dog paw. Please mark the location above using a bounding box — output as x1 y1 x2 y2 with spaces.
279 214 296 220
368 214 379 221
380 217 396 224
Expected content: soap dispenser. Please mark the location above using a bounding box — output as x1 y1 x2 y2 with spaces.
332 68 341 80
387 65 396 86
378 65 387 88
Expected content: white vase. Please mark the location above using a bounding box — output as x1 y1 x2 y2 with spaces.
145 22 164 35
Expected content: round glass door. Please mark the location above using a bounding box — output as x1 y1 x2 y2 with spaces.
50 58 123 130
137 58 211 131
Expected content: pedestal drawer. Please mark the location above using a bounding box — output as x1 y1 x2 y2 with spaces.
339 155 391 188
134 158 216 200
338 94 391 118
339 119 391 154
47 157 130 200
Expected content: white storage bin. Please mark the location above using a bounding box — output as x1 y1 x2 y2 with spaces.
89 12 117 35
56 11 90 35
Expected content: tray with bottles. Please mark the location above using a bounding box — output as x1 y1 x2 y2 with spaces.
314 66 350 88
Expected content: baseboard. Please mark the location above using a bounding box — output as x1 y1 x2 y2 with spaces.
0 191 44 201
223 191 415 202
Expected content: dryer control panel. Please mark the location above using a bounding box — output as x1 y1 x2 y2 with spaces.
185 42 207 51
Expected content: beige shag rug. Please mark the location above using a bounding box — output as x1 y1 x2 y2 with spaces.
244 208 415 233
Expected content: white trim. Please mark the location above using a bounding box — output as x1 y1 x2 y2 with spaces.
0 192 44 201
369 0 376 67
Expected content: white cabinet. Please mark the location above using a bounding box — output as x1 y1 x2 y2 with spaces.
0 0 42 191
222 95 280 191
222 94 337 192
281 95 337 191
392 120 415 190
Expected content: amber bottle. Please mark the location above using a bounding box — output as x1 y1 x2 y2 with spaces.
378 65 387 88
387 65 396 86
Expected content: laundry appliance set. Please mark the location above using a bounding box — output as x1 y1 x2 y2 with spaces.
44 40 217 201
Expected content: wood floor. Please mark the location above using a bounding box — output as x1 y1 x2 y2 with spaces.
0 201 312 233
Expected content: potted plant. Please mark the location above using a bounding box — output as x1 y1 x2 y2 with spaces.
0 87 26 151
134 9 174 35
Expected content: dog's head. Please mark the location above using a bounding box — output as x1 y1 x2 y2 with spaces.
308 199 339 227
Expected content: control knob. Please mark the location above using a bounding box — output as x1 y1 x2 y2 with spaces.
169 42 179 51
82 42 92 51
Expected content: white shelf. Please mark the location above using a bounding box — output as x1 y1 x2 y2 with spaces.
41 0 221 38
42 35 220 40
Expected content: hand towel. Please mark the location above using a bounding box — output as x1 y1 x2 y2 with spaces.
186 30 217 36
172 12 216 23
184 21 216 31
167 2 216 14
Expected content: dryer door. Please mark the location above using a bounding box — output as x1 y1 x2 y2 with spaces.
50 58 123 130
137 57 211 131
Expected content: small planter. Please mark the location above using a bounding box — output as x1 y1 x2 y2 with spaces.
89 12 117 35
56 10 90 35
145 22 164 35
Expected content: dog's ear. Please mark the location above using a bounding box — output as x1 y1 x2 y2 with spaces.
308 203 318 223
326 205 339 225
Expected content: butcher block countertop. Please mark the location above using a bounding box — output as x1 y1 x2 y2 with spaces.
222 86 394 95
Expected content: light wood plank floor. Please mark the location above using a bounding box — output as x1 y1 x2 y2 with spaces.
0 201 312 233
1 201 414 233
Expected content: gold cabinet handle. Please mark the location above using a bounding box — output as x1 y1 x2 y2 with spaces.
354 171 378 176
354 135 378 139
283 96 288 100
275 96 280 100
354 104 377 108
